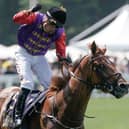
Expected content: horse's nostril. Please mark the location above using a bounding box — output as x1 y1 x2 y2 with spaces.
119 83 126 88
118 83 129 90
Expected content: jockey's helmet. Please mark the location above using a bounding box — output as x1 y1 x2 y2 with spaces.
46 6 67 27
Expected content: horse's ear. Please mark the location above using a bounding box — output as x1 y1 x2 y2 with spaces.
102 48 106 55
90 41 97 55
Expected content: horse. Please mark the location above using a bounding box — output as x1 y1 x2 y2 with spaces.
0 41 128 129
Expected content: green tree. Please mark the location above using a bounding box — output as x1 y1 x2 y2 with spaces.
0 0 127 45
0 0 28 45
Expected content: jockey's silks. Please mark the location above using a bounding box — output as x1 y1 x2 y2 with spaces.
17 13 64 56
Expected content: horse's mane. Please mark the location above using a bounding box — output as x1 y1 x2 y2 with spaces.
49 57 86 92
49 76 67 91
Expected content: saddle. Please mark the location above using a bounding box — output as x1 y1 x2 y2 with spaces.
2 90 47 129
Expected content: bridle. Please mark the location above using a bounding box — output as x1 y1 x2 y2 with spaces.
64 54 128 99
68 55 122 93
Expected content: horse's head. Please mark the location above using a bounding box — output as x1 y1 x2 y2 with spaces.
87 41 129 98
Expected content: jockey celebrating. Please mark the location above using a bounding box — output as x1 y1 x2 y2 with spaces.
13 5 68 127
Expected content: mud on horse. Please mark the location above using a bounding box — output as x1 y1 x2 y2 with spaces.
0 41 129 129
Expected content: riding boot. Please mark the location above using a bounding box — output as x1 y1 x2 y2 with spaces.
15 88 30 127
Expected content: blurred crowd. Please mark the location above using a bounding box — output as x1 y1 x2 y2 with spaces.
0 54 129 88
0 58 17 74
117 56 129 81
0 55 129 75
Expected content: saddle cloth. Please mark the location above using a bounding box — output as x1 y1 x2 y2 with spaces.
2 89 47 128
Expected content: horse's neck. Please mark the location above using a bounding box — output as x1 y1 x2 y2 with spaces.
63 82 92 111
50 59 93 127
56 82 92 127
63 58 93 115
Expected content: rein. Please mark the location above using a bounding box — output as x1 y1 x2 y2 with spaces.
62 55 121 93
44 114 83 129
70 71 92 87
61 55 97 89
47 95 84 129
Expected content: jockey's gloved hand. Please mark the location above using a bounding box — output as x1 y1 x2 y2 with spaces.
59 57 72 64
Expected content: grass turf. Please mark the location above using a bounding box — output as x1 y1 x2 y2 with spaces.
84 97 129 129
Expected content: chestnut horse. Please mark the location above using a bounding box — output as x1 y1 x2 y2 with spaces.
0 42 129 129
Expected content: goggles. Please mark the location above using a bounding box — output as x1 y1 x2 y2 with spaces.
46 11 63 28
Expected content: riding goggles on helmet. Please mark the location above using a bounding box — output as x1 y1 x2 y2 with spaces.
46 11 63 28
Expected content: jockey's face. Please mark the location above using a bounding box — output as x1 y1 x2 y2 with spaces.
43 18 57 34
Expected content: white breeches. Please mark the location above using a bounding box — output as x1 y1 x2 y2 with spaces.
15 46 52 90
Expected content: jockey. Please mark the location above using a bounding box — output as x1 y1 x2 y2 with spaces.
13 5 68 127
